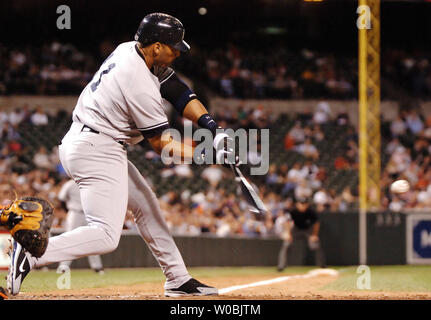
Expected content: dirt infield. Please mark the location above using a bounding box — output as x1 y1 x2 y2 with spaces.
10 270 431 300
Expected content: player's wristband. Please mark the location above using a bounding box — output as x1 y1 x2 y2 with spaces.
198 114 218 136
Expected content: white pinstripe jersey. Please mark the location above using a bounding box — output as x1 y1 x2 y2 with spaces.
72 41 171 144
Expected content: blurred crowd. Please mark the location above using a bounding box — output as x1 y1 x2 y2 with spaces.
192 46 431 100
1 101 431 237
2 41 431 100
194 45 356 100
381 106 431 211
0 42 98 95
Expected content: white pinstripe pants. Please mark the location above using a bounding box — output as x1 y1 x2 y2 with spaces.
36 122 190 288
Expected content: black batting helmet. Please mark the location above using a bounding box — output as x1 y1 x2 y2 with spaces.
134 13 190 53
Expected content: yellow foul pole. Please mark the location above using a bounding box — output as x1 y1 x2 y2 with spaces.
358 0 381 265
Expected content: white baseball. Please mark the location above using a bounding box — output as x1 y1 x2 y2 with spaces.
390 180 410 193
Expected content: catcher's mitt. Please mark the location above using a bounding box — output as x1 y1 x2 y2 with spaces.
0 196 54 258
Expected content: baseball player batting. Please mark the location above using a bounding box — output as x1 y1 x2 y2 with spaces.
7 13 237 296
57 179 104 274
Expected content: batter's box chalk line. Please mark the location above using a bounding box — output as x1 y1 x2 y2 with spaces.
218 268 339 294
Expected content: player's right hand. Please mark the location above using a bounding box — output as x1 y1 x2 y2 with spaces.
213 131 240 167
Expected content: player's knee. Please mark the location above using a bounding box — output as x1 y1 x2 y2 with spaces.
103 232 121 253
93 225 121 254
103 237 119 253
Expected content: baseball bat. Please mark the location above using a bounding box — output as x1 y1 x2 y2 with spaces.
230 164 267 215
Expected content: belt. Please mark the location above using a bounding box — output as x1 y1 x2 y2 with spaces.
81 125 126 147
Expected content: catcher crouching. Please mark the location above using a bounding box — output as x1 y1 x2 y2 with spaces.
0 196 54 295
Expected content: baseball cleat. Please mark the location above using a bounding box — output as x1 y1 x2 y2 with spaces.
164 278 218 297
7 239 34 295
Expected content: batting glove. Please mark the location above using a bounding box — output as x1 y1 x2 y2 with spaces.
213 130 240 167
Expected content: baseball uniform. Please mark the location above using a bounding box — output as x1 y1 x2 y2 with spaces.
34 41 194 289
277 202 326 270
7 13 218 297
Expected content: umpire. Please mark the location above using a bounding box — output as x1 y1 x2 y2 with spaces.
277 197 326 271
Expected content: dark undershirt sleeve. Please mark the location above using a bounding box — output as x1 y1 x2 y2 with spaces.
160 72 197 115
139 122 170 139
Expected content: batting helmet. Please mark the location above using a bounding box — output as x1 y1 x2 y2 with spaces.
134 13 190 53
